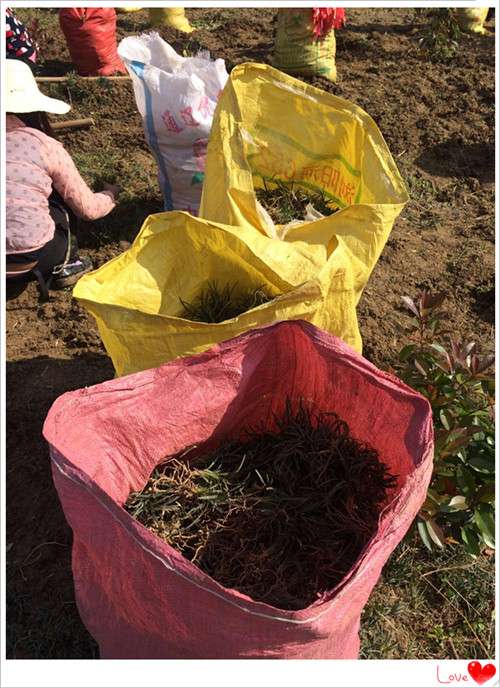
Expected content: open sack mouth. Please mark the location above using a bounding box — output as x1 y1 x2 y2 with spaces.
124 398 398 612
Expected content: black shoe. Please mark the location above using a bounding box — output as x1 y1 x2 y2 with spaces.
52 256 93 288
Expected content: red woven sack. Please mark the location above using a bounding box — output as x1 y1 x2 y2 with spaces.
43 321 433 659
59 8 126 76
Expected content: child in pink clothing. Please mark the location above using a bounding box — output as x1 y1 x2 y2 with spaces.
6 58 120 288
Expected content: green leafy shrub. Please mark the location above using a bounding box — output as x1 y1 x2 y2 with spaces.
396 291 494 555
417 9 462 63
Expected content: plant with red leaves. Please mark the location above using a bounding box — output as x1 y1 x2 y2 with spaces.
397 291 494 555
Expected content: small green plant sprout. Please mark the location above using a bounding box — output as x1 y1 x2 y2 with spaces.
398 291 494 555
417 9 462 63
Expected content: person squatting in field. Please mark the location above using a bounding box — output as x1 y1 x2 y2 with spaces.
5 59 121 288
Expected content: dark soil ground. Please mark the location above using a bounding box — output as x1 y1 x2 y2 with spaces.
6 8 495 659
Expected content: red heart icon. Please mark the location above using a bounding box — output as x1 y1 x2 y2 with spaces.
468 662 496 685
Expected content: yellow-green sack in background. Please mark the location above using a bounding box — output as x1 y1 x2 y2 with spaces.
274 9 337 82
75 210 377 377
200 62 408 308
454 8 489 35
148 8 194 33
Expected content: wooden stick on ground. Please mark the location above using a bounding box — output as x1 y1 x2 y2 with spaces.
51 118 95 131
36 75 131 83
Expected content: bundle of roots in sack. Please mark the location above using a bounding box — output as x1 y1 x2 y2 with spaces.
126 400 397 611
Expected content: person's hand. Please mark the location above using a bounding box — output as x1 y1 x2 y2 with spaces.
103 182 122 200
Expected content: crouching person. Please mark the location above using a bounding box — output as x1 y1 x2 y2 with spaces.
6 59 120 289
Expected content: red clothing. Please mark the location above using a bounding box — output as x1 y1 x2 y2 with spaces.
6 115 115 254
312 9 346 38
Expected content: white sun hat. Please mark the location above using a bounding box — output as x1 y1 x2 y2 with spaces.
5 59 71 115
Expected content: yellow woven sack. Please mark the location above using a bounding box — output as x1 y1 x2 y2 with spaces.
200 62 408 298
73 211 360 376
455 8 489 35
274 8 337 82
75 64 407 376
148 8 194 33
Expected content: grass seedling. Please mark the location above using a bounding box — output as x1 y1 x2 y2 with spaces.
179 281 274 323
256 178 338 225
